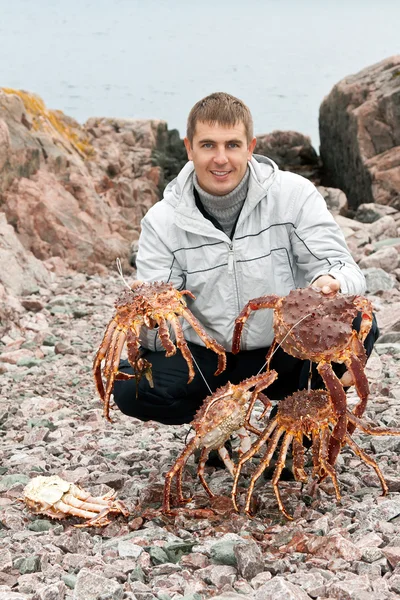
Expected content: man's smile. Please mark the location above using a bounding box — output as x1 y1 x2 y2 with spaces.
210 170 232 178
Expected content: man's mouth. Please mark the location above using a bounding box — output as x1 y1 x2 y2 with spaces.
210 170 231 178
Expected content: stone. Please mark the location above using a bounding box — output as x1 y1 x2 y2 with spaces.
319 55 400 210
0 213 50 296
0 549 13 573
368 215 398 241
285 572 326 598
359 246 399 272
198 565 237 588
0 593 31 599
209 540 238 566
148 547 169 565
389 573 400 594
233 541 263 580
382 546 400 568
255 130 320 181
250 571 272 589
306 533 362 562
363 267 396 293
14 556 41 575
117 540 143 559
254 576 311 600
73 568 123 600
355 203 398 223
318 186 348 216
32 581 66 600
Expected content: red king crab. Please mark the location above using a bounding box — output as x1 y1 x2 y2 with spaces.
94 280 227 420
232 388 400 520
22 476 129 527
163 370 278 514
232 287 373 464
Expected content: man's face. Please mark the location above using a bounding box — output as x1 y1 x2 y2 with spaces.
184 121 256 196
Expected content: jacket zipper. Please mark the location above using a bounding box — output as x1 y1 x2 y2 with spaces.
228 243 243 350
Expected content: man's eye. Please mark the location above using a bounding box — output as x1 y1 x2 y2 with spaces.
228 143 239 148
202 143 213 148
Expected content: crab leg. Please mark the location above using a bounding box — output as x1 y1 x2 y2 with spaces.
243 370 277 431
265 338 277 370
344 433 388 495
347 412 400 437
93 319 119 401
168 314 196 382
317 361 347 466
181 308 227 375
344 333 370 435
244 426 286 516
319 427 341 501
198 447 215 498
157 316 177 357
237 427 253 456
292 436 307 482
175 465 192 505
54 500 106 520
231 418 277 511
232 296 279 354
103 329 128 421
354 296 373 342
272 432 294 520
163 436 200 513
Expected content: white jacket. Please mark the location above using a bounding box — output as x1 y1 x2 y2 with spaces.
136 155 366 351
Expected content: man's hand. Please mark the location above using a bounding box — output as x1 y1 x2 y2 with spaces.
312 275 340 296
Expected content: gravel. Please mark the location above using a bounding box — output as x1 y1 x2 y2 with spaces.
1 272 400 599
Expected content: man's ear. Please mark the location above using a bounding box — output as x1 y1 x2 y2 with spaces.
247 137 257 159
184 137 193 161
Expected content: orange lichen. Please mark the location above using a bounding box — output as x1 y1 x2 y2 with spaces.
1 88 94 159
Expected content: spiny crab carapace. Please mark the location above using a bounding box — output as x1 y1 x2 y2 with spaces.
93 280 227 421
162 370 278 514
232 388 400 520
232 287 373 465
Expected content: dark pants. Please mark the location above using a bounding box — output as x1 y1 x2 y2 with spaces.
113 314 379 426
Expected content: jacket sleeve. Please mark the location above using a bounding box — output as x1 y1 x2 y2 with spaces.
290 181 366 295
135 210 186 350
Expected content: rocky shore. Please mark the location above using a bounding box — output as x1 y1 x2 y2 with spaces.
1 56 400 600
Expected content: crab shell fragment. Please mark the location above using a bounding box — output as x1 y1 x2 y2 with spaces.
22 476 129 527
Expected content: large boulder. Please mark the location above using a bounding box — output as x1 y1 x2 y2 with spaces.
319 56 400 210
0 89 172 272
255 130 321 182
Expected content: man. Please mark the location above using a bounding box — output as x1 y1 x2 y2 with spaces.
113 92 378 426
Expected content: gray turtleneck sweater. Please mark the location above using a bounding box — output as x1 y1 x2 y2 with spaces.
193 168 250 237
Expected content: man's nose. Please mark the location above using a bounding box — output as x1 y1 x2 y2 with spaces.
213 147 228 164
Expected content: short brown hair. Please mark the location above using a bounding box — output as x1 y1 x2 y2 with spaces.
186 92 254 143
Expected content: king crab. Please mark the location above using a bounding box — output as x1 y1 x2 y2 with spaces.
232 287 373 464
93 280 227 420
232 389 400 520
21 476 129 527
163 370 278 514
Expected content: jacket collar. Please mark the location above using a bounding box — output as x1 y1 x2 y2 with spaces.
164 155 279 239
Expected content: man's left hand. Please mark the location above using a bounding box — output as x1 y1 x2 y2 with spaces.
312 275 340 295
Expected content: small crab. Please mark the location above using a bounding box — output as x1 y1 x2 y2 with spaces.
94 280 227 420
232 287 373 464
232 389 400 520
162 370 278 514
21 476 129 527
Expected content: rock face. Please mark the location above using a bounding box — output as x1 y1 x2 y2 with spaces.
0 212 49 295
0 89 171 273
319 55 400 210
255 130 321 182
